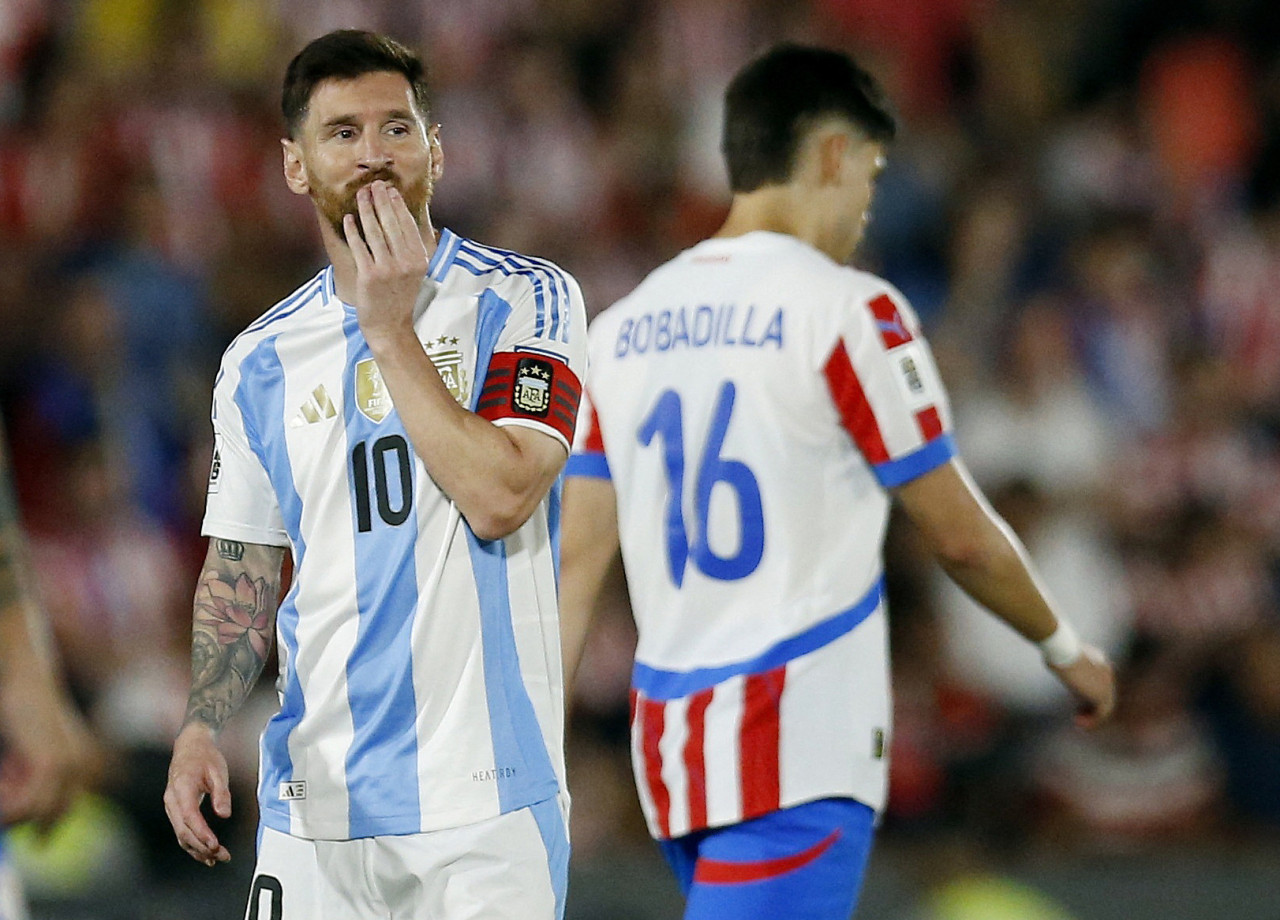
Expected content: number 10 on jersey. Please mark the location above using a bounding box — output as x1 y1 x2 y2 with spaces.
351 434 413 532
639 381 764 586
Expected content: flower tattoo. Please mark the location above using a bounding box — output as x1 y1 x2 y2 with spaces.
182 543 284 732
196 574 271 660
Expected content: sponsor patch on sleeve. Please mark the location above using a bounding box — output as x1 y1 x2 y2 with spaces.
207 438 223 494
890 342 936 410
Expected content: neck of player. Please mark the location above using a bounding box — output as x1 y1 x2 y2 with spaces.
714 188 858 265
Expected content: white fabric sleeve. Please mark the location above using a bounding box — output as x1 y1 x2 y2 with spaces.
822 282 956 488
201 364 290 547
476 266 589 452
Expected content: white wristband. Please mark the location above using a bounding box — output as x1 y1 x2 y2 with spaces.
1038 620 1083 667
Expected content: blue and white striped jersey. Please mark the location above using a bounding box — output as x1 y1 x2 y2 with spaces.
203 228 587 840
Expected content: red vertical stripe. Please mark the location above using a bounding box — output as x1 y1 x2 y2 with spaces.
824 341 890 464
915 405 943 441
683 688 713 830
583 400 606 453
641 697 672 837
739 667 786 820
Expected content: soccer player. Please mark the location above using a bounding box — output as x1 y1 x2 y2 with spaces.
0 427 96 920
559 44 1116 920
163 31 586 920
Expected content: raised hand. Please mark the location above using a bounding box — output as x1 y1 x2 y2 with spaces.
343 180 431 346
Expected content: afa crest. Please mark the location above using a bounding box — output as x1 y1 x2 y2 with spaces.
425 336 471 406
513 357 553 416
355 358 393 422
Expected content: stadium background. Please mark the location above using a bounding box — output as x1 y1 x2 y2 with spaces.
2 0 1279 917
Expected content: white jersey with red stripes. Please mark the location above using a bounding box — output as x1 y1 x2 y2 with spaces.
567 231 954 839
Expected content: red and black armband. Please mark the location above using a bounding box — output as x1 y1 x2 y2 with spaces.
477 351 583 445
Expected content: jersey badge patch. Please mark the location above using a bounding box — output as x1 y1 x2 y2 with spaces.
207 440 223 494
355 358 393 423
869 294 913 350
899 354 924 395
278 780 307 800
512 357 553 416
424 336 471 406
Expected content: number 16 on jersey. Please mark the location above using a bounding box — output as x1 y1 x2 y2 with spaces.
638 380 764 586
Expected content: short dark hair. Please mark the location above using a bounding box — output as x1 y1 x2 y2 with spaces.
282 30 430 138
722 44 896 193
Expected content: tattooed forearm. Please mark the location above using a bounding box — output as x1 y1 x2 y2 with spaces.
183 541 286 732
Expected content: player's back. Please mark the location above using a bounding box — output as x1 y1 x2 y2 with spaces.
585 230 944 673
578 229 956 835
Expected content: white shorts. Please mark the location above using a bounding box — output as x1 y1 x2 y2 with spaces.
243 797 569 920
0 846 28 920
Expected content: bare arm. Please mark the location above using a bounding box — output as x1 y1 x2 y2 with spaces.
894 458 1116 727
0 429 96 828
346 181 567 540
165 537 285 866
559 476 624 689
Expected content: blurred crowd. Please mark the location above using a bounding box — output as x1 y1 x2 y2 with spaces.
2 0 1280 917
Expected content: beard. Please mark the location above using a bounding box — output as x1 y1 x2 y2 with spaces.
313 168 433 244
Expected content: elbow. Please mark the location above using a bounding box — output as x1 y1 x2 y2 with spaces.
468 516 521 542
464 493 537 542
921 508 1019 577
931 533 998 574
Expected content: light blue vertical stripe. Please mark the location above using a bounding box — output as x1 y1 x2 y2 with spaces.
233 338 308 835
547 473 563 591
466 289 560 810
339 309 422 837
530 797 570 919
468 289 513 407
464 532 560 812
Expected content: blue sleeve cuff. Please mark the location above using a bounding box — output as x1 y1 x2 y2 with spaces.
566 452 611 480
873 434 956 489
